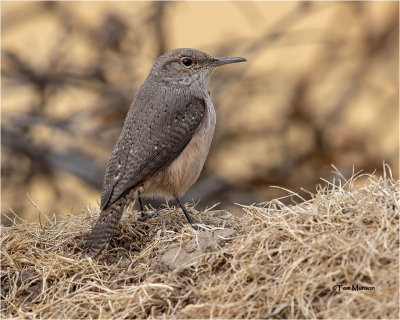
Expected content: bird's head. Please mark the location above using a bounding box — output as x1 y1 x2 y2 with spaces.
148 48 246 87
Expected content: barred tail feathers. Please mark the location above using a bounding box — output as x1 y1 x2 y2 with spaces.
84 198 125 258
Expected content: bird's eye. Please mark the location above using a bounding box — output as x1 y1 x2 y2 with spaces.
181 57 193 67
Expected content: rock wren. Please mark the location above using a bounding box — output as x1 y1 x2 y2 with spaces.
85 48 246 257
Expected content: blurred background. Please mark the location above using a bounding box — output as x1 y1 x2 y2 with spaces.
2 1 398 223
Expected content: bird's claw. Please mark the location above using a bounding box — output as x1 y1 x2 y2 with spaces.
191 224 212 231
137 212 157 222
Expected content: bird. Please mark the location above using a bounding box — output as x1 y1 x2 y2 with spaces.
85 48 246 257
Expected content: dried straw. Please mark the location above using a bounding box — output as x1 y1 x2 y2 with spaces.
1 169 398 319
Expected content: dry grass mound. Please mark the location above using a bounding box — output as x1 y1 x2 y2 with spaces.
1 169 399 319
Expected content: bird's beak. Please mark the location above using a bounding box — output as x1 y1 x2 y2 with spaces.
212 56 247 67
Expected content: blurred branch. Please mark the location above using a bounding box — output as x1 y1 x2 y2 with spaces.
3 50 107 86
2 128 104 189
247 2 312 52
149 2 169 56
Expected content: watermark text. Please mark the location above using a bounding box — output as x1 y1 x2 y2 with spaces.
332 284 375 292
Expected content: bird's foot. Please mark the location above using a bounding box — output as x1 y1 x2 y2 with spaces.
137 212 158 222
190 224 212 231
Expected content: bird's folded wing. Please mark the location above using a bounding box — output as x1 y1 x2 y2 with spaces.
100 95 205 210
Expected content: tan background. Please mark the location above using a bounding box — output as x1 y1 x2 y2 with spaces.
2 1 398 222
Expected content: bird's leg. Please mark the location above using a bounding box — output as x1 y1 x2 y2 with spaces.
175 197 210 230
136 196 157 222
175 197 194 224
138 196 144 212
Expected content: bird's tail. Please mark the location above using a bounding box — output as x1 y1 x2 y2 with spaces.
84 197 126 258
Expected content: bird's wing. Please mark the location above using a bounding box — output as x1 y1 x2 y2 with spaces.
100 91 206 210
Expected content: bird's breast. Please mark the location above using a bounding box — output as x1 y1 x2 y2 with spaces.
143 96 216 198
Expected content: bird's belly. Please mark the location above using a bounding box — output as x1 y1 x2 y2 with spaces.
143 103 216 198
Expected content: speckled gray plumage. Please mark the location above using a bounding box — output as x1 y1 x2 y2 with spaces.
101 87 205 211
